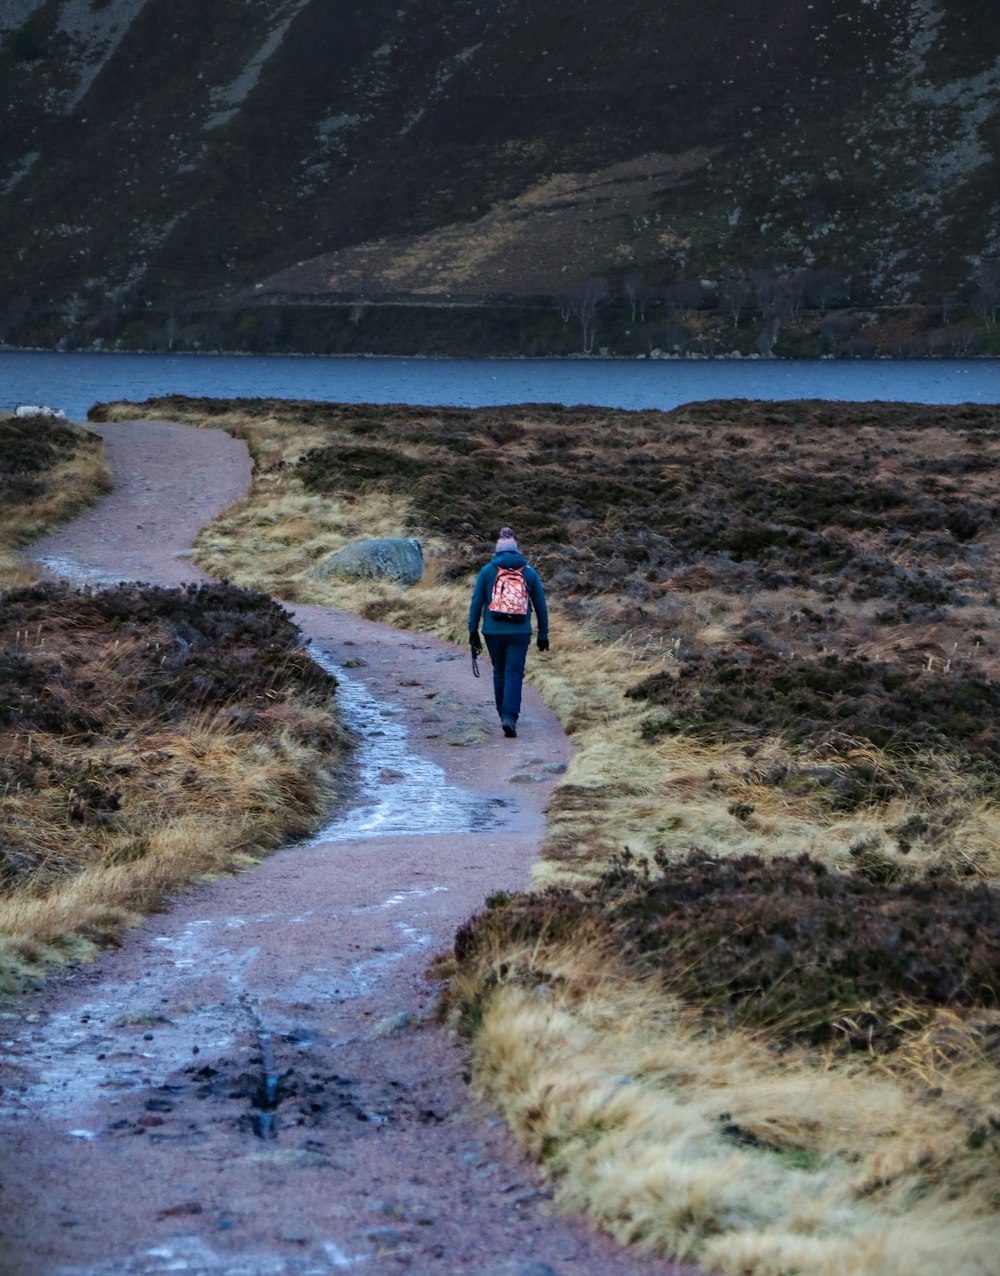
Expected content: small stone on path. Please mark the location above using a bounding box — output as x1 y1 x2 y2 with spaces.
478 1263 564 1276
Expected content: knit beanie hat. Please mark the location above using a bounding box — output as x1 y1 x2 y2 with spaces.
495 526 518 552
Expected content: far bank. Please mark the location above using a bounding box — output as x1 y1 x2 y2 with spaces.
9 295 1000 364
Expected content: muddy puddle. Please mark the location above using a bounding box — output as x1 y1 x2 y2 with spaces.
306 646 513 842
0 625 513 1156
0 872 456 1128
2 561 521 1144
30 554 126 585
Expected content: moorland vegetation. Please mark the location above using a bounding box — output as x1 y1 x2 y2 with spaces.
86 394 1000 1276
0 411 110 588
0 414 351 991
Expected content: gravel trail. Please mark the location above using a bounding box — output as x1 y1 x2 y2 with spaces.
1 420 691 1276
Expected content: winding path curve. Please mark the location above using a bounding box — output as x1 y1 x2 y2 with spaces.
1 420 689 1276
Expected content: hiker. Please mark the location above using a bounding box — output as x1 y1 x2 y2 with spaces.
468 527 549 738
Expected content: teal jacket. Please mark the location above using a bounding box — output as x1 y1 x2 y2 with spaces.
469 550 549 639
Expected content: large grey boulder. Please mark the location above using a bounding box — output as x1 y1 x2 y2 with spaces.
317 537 424 585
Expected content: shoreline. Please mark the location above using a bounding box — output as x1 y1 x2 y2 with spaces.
6 349 999 429
4 343 1000 362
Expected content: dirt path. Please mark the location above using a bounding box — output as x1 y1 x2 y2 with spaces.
2 421 690 1276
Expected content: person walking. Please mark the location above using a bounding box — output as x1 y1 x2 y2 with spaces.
468 527 549 738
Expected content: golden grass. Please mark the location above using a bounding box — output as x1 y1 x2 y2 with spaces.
0 549 38 591
166 440 1000 889
444 935 999 1275
2 414 359 991
89 400 1000 1274
0 422 111 588
0 699 349 993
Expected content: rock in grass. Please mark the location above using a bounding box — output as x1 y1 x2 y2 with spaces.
317 537 424 585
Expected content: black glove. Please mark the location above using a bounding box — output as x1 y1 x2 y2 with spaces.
537 637 550 653
469 629 483 656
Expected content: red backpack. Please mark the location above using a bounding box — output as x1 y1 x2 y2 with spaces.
489 566 529 621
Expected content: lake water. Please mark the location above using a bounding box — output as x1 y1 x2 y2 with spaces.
2 349 999 422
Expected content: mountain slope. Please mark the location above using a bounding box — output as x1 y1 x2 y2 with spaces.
2 0 998 355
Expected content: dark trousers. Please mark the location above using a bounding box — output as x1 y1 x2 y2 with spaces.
484 632 531 720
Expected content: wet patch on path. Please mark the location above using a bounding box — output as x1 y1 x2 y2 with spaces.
305 646 512 843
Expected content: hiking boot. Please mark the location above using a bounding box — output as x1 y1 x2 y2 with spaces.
501 715 517 738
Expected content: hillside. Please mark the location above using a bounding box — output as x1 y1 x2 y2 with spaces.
2 0 999 356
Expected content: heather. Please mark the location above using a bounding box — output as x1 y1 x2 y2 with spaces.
90 394 1000 1275
0 411 110 589
0 580 350 989
451 850 1000 1051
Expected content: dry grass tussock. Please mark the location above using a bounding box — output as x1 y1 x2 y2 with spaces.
0 549 38 591
440 934 998 1276
1 412 352 990
90 397 1000 1273
0 581 351 992
0 412 111 588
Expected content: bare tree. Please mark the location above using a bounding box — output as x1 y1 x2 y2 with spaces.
663 279 710 316
878 322 916 357
972 262 1000 325
948 321 980 356
622 270 647 322
819 312 857 353
165 305 179 351
646 315 687 356
755 315 781 357
808 269 849 314
843 330 878 358
928 321 979 356
698 317 726 357
94 305 120 343
61 292 87 328
785 270 811 322
752 266 788 319
720 277 752 329
558 276 608 353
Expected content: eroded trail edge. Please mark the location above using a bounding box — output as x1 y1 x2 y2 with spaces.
1 420 684 1276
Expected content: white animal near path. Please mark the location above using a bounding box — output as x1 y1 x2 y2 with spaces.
14 403 68 419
